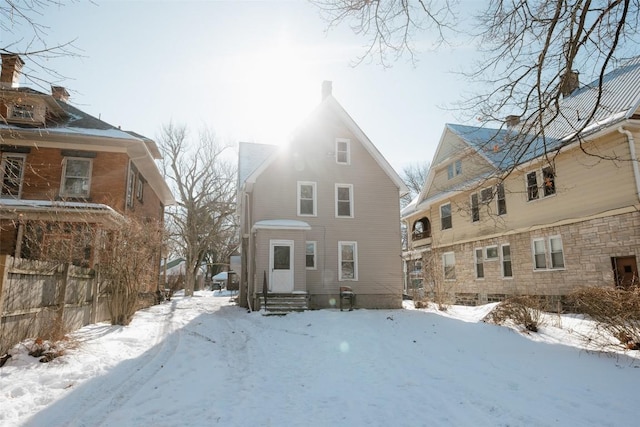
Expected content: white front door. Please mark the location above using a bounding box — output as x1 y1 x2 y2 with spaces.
270 240 294 293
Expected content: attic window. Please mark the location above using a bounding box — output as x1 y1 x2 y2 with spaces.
11 104 34 120
336 138 350 165
447 160 462 180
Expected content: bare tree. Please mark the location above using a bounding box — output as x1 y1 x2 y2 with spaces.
314 1 640 170
1 0 81 89
311 0 456 66
401 160 430 206
159 123 237 297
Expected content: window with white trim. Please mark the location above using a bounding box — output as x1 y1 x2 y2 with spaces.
443 252 456 280
336 138 350 165
485 245 498 260
501 244 513 278
10 104 34 120
440 203 452 230
306 241 317 270
136 175 145 202
475 248 484 279
335 184 353 218
532 236 565 270
297 181 317 216
549 236 565 268
1 153 25 198
447 159 462 180
497 183 507 215
532 239 547 269
527 167 556 201
338 241 358 280
470 193 479 222
126 166 136 208
61 157 92 198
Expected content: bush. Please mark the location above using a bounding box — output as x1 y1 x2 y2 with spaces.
568 286 640 350
98 218 164 326
486 295 544 332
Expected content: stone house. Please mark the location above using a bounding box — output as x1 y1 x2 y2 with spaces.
402 57 640 306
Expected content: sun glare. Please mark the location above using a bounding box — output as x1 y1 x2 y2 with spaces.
227 37 320 146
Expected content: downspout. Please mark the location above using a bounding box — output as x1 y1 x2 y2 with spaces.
618 127 640 202
244 191 253 312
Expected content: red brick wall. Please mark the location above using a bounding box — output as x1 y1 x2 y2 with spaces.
21 147 129 213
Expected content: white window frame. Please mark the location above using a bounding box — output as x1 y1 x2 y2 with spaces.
501 244 513 278
526 167 556 201
440 203 452 230
338 241 358 281
549 235 565 269
496 183 507 216
532 236 565 271
60 157 92 198
532 238 547 270
306 241 317 270
447 159 462 180
475 248 484 279
443 251 456 281
470 193 479 223
10 103 34 120
335 183 354 218
1 153 26 199
542 166 556 197
136 175 144 202
126 165 136 208
485 245 499 261
297 181 317 217
526 171 539 201
335 138 351 165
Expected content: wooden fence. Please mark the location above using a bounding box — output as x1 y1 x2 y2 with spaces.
0 254 110 356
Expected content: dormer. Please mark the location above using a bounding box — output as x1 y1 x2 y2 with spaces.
1 93 47 126
0 55 66 126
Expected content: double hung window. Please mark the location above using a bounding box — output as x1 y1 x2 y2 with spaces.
297 181 317 216
1 154 25 198
61 157 92 198
335 184 353 218
339 241 358 280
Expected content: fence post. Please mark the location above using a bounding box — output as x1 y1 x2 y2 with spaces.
55 262 70 338
0 255 9 318
91 266 99 323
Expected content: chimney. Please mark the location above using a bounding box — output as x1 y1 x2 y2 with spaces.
0 54 25 88
505 115 521 128
321 80 332 100
51 86 70 103
560 70 579 97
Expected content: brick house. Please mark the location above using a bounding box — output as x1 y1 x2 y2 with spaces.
402 57 640 306
0 54 174 275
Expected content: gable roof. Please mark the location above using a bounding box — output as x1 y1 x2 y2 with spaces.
238 141 279 188
239 93 408 197
403 56 640 218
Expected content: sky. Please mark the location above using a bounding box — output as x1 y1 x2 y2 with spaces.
2 290 639 426
9 0 482 174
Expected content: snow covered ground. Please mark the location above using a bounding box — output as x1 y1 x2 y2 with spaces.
1 291 639 427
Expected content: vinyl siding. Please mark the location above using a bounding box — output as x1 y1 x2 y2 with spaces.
251 109 403 302
416 130 639 248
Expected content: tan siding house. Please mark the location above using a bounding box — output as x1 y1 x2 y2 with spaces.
238 82 408 311
402 57 640 306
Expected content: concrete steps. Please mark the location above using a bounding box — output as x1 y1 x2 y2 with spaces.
259 292 309 315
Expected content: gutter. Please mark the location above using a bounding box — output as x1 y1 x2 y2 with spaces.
618 127 640 202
